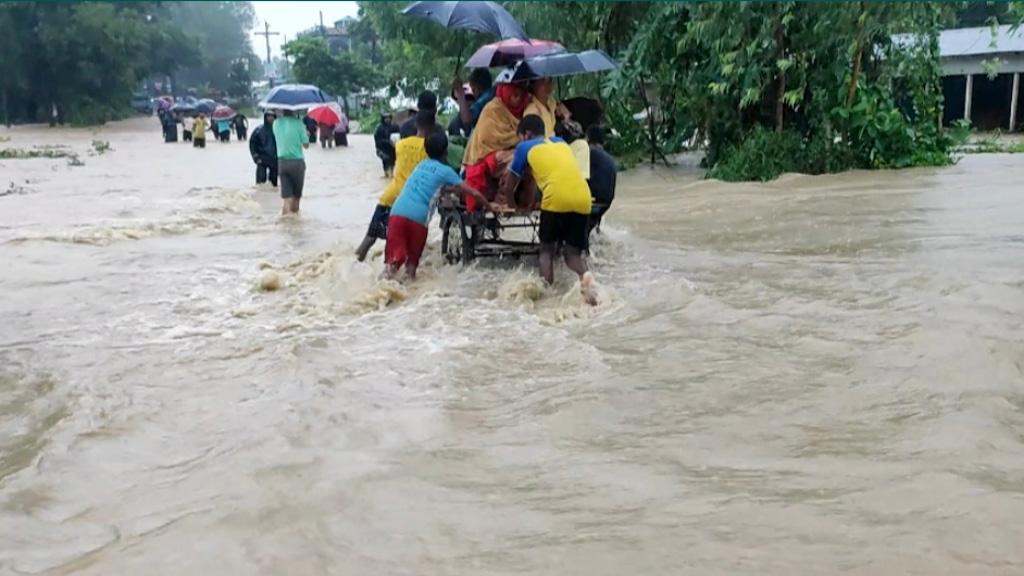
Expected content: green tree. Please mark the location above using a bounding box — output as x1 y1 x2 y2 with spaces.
228 59 253 99
165 1 258 95
2 2 198 124
284 36 379 106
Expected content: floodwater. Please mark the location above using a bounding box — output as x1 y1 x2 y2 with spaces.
1 117 1023 575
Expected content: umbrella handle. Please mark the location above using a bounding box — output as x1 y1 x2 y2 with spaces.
454 33 466 74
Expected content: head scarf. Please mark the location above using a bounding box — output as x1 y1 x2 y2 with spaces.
496 83 528 119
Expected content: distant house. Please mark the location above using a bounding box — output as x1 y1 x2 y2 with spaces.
937 25 1024 130
297 16 356 55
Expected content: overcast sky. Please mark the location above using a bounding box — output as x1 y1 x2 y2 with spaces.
250 1 360 62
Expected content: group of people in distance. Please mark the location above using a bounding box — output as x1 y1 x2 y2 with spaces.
367 66 616 306
160 109 247 148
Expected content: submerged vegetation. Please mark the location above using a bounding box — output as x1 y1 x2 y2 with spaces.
0 147 76 160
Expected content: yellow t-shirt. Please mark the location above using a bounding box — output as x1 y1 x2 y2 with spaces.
379 136 426 206
509 137 592 214
193 118 206 139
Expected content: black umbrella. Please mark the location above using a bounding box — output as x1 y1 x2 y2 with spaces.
402 1 528 41
512 49 618 82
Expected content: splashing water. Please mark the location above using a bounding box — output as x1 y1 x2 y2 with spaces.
1 118 1023 575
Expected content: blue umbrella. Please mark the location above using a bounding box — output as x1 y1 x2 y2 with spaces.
511 50 618 82
195 99 218 115
402 1 528 41
258 84 330 111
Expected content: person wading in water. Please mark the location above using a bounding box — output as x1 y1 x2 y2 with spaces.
272 109 311 215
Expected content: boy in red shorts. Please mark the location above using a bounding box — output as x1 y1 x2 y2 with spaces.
356 110 433 262
386 132 493 280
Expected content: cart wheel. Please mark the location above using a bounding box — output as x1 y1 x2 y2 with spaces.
442 211 474 265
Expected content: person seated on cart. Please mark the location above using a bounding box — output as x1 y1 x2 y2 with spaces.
500 115 598 306
586 124 616 234
386 132 493 281
452 67 495 137
462 69 530 211
356 110 435 262
523 76 572 139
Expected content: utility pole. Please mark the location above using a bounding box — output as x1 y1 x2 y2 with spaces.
255 21 280 88
319 11 325 37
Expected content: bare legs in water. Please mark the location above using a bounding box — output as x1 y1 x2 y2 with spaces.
281 198 300 216
539 243 598 306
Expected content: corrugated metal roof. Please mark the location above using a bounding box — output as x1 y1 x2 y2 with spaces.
939 25 1024 57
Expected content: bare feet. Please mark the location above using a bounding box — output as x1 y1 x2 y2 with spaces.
581 272 598 306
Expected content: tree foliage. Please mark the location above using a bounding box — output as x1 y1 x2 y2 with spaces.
352 1 983 180
356 1 488 97
0 2 255 125
164 2 259 95
283 36 379 106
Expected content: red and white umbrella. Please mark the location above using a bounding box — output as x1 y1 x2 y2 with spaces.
465 38 565 69
211 105 236 120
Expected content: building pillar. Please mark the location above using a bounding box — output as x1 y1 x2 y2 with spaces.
964 74 973 122
1011 72 1020 132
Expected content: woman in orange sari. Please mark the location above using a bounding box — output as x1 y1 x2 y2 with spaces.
462 75 530 211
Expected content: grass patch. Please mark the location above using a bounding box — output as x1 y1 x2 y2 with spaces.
961 140 1024 154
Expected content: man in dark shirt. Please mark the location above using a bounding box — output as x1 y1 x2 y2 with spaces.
302 114 318 144
452 68 494 138
374 113 399 178
586 124 617 233
249 111 278 186
399 91 439 139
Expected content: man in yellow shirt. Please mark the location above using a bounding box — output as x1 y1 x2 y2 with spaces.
192 114 208 148
500 114 597 305
356 110 433 262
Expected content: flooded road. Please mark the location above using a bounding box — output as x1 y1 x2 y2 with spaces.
1 117 1023 575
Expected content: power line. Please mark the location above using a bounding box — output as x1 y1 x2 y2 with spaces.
255 21 280 87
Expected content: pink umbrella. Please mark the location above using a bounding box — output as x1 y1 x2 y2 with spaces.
211 105 236 120
465 38 565 69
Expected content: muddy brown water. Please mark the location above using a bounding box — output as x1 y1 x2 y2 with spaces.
1 118 1023 575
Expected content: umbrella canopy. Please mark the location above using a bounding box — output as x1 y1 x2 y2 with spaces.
512 49 618 82
258 84 330 111
465 38 564 69
212 105 236 120
307 102 342 126
402 1 528 41
170 102 196 113
195 99 217 115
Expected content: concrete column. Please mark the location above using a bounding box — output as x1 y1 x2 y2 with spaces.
964 74 973 122
1011 72 1020 132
